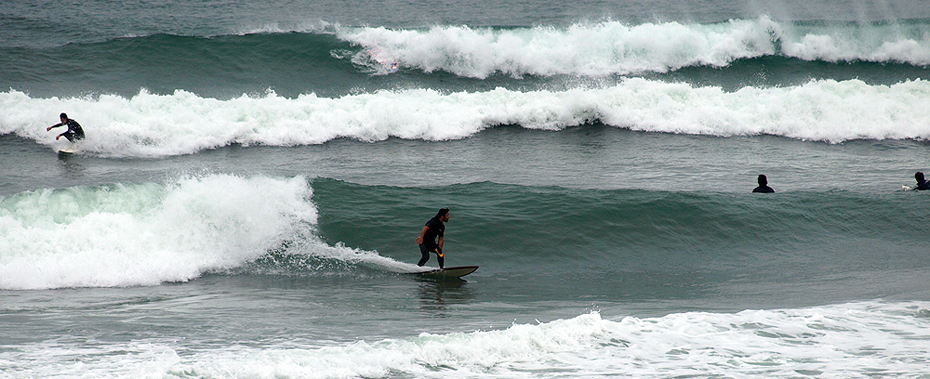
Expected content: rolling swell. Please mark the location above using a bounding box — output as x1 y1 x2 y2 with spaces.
0 32 371 98
312 179 929 283
3 17 929 98
659 55 930 90
2 174 926 301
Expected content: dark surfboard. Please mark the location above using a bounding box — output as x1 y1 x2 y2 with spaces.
416 265 478 278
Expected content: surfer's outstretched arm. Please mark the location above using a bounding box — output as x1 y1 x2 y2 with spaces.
47 123 67 140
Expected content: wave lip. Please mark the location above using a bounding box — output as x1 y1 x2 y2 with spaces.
0 175 316 290
338 16 930 78
4 77 930 158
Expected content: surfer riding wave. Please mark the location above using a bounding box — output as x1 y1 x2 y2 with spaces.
47 112 85 143
416 208 449 269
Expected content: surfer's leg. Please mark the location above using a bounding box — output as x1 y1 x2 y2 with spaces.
435 247 444 269
417 244 430 266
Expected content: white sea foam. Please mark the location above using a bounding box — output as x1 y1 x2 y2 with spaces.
233 19 336 36
0 174 426 290
0 175 320 290
4 301 928 378
336 16 930 78
2 78 929 157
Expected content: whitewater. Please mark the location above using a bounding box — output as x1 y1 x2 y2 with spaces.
336 17 930 78
3 1 930 378
5 305 930 378
3 77 930 158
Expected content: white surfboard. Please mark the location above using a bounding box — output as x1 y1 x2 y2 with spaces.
58 146 79 154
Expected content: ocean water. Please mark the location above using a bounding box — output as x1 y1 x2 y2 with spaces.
2 0 930 378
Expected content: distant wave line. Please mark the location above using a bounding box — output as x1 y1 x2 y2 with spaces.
2 78 929 158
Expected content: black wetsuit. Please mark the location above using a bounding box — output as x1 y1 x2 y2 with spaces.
752 185 774 193
916 179 930 191
417 216 445 268
51 119 85 143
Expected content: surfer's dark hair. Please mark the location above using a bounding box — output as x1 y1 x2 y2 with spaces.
757 174 768 185
436 208 450 218
60 113 68 119
917 172 925 182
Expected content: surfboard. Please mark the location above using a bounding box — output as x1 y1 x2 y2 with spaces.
58 146 79 154
416 265 478 279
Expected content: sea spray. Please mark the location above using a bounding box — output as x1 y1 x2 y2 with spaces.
3 78 929 158
0 174 316 289
337 17 930 78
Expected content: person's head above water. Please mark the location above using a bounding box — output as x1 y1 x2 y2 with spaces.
917 172 926 183
435 208 450 221
757 175 768 186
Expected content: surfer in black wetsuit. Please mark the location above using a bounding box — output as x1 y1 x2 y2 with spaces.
914 172 930 191
416 208 450 269
47 113 85 142
752 174 775 193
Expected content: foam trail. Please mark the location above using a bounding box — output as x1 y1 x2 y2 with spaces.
337 16 930 78
0 175 316 290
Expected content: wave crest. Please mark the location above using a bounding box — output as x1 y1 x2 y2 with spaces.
338 16 930 78
0 175 316 289
3 78 929 157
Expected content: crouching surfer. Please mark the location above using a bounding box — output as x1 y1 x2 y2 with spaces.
47 113 85 143
416 208 450 269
